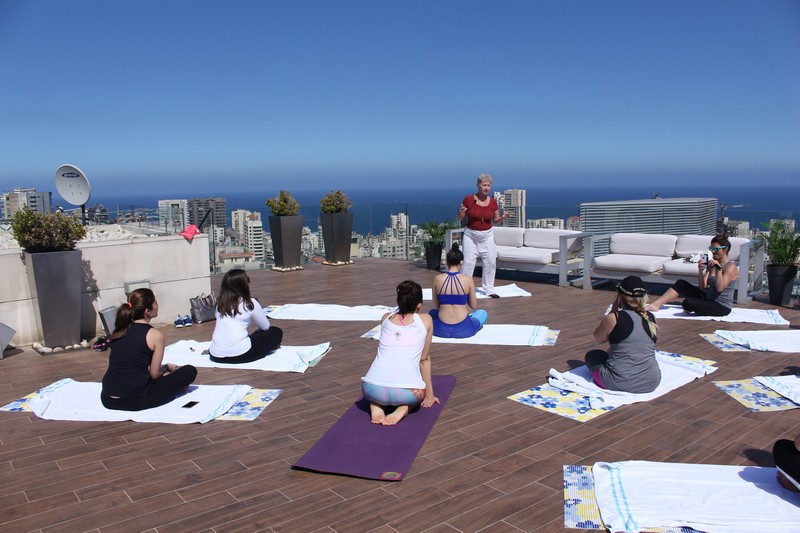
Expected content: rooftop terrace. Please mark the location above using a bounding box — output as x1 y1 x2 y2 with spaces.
1 258 798 531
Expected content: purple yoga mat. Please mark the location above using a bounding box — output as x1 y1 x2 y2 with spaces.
293 374 456 481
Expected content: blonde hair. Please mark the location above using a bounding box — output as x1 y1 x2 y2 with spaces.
619 293 658 339
477 173 493 185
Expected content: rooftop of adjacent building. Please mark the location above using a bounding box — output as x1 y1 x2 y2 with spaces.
1 258 799 531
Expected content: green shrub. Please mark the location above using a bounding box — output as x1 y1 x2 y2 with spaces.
756 220 800 266
320 190 352 214
10 207 87 253
265 190 301 216
419 220 459 245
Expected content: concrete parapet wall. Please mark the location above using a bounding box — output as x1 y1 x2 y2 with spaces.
0 235 212 346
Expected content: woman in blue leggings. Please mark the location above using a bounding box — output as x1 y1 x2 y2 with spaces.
429 243 488 338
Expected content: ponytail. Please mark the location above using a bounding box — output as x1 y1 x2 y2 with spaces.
109 288 155 341
619 293 658 340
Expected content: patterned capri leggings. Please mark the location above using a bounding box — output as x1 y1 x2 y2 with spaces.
361 382 426 406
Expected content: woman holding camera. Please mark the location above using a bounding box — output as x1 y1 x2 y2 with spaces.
647 233 739 317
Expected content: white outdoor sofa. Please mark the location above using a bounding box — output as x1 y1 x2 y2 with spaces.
445 227 588 287
581 232 764 304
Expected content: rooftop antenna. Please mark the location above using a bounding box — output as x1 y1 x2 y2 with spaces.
55 164 92 225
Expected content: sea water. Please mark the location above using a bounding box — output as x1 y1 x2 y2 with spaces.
87 184 800 236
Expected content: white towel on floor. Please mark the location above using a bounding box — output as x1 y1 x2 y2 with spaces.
423 283 531 301
362 324 550 346
548 352 716 409
163 340 331 372
651 304 789 325
754 375 800 405
714 329 800 353
28 379 250 424
593 460 800 533
265 303 395 321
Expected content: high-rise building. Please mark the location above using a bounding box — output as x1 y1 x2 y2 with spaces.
580 197 717 253
566 216 582 231
231 209 253 244
187 197 227 230
501 189 526 228
2 188 53 220
390 213 409 240
157 199 189 234
87 204 110 224
580 197 717 234
245 216 265 261
719 218 751 238
527 217 563 229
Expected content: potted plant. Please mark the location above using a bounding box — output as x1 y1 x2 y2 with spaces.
319 190 353 264
419 220 458 270
266 190 303 270
755 219 800 306
11 207 87 347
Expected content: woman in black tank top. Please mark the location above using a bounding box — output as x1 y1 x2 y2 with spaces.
101 289 197 411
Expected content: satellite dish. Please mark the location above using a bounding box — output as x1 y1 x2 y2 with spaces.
55 164 92 224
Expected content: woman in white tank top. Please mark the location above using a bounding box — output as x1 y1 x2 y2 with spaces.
362 280 439 425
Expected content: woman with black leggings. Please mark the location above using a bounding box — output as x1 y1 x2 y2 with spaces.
208 269 283 363
647 233 739 317
101 289 197 411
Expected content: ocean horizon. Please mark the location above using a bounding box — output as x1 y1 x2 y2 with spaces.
85 184 800 236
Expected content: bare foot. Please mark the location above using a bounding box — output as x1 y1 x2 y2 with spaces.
645 301 661 312
382 405 409 425
369 402 386 424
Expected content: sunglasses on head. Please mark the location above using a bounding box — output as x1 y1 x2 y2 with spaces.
708 246 725 252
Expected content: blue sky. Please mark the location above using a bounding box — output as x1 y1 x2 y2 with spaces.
1 0 799 197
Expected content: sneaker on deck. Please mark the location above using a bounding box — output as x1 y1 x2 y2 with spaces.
174 315 184 328
182 315 193 327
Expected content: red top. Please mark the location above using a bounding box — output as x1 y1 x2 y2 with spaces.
462 194 498 231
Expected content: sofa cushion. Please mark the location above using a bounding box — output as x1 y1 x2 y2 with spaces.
662 258 703 276
594 253 672 273
609 233 677 257
523 229 582 253
675 234 749 261
675 235 715 258
497 245 557 265
492 227 524 247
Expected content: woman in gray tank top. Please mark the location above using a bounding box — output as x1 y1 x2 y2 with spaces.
647 233 739 316
585 276 661 394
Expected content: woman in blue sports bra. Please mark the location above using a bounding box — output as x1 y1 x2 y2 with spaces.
429 243 489 338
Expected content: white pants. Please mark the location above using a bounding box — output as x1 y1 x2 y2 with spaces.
461 227 497 293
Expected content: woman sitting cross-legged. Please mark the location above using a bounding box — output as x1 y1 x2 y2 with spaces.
647 233 739 317
101 288 197 411
429 243 488 338
361 280 439 425
585 276 661 394
209 269 283 364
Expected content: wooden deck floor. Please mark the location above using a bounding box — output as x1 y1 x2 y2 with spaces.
1 258 799 532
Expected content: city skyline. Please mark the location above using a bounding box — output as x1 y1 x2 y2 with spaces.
1 0 798 196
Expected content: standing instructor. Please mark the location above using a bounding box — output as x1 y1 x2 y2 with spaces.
456 173 509 298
